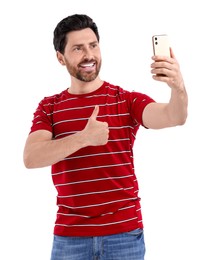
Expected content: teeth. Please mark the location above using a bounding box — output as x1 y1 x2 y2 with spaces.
81 63 94 67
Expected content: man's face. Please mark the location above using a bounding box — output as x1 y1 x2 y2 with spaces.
57 28 101 82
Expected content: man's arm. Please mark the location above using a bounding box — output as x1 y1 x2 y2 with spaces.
23 106 109 169
142 48 188 129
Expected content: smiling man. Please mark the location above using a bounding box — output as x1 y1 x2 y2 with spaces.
57 28 101 85
23 14 188 260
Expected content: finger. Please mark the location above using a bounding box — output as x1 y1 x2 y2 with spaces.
90 105 99 120
170 47 177 60
151 67 171 75
151 60 173 69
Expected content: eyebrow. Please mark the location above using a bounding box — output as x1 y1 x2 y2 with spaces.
72 41 99 48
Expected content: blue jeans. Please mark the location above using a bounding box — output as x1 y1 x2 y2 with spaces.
50 228 145 260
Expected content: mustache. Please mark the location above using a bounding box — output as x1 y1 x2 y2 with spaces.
79 59 97 65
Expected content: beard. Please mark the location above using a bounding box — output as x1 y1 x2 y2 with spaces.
65 58 102 82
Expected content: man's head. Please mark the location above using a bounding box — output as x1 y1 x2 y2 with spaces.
53 14 100 54
53 14 101 83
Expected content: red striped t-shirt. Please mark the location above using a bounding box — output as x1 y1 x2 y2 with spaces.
30 81 155 236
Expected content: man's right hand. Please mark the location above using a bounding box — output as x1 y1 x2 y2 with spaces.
82 105 109 146
23 106 109 169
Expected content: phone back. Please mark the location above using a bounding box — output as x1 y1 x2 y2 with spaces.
152 34 170 57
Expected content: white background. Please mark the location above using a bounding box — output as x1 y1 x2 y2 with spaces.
0 0 207 259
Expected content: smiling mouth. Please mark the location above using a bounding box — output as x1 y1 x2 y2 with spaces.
79 62 96 68
79 61 96 72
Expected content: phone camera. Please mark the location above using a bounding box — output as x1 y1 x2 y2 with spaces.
154 37 158 45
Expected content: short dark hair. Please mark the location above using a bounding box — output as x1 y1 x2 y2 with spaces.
53 14 100 54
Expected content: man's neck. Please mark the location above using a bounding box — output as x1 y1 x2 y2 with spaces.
68 77 103 95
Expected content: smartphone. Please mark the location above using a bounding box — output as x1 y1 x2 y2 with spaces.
152 34 170 57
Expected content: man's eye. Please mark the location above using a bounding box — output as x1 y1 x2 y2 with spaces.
74 47 82 52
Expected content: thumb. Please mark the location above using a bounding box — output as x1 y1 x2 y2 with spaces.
90 105 99 120
170 47 176 60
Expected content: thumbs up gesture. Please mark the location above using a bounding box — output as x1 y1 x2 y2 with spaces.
82 106 109 146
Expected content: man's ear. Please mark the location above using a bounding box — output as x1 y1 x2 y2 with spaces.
56 51 65 65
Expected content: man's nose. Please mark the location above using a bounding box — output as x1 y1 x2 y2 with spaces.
83 47 93 60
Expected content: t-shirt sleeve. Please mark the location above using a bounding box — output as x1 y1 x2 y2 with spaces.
127 91 155 127
29 98 53 134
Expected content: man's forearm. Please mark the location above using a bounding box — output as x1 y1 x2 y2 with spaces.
23 131 88 169
167 84 188 126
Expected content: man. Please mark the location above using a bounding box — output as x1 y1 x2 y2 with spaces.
23 14 188 260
